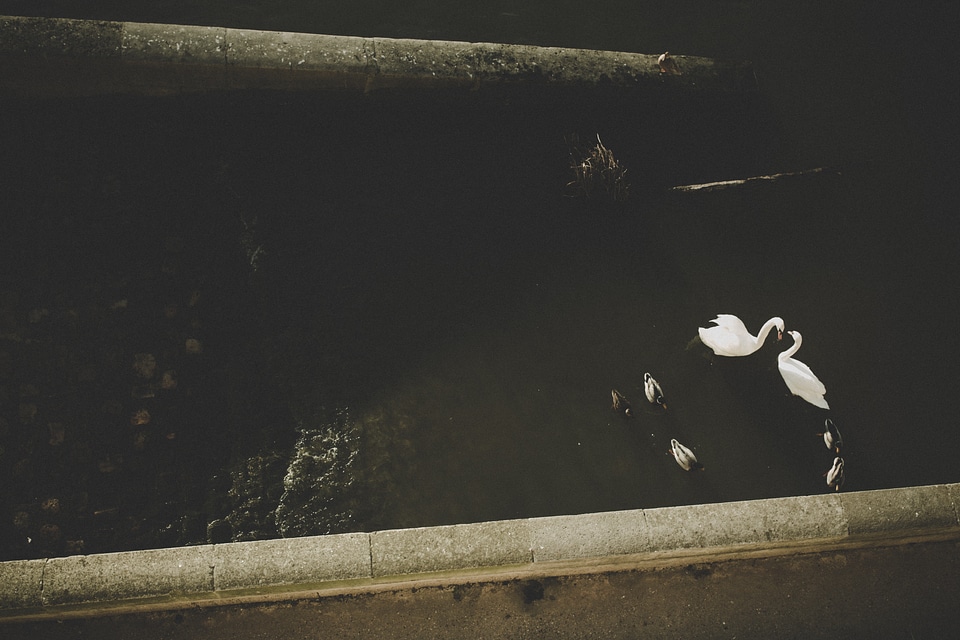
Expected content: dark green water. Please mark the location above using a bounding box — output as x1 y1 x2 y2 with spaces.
1 2 957 560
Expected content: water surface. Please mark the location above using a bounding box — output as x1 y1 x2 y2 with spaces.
1 2 957 559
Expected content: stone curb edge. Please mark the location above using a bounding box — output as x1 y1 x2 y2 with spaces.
1 15 757 96
2 484 958 616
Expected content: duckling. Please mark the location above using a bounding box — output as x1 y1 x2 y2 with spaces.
669 438 704 471
611 389 633 418
825 456 844 491
644 373 666 409
817 418 843 453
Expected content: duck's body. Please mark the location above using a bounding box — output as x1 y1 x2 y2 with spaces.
658 51 682 75
611 389 633 418
818 418 843 453
825 456 845 491
670 438 704 471
644 373 666 409
698 315 784 357
777 331 830 409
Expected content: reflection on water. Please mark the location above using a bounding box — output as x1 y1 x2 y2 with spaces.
2 67 958 558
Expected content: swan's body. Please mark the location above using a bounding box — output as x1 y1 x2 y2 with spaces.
611 389 633 418
644 373 666 409
698 315 784 357
818 418 842 453
825 457 844 491
777 331 830 409
670 438 703 471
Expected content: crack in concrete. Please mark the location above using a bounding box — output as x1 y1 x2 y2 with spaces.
39 558 48 606
366 533 374 579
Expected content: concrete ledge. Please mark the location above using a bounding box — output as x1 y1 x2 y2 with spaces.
0 560 45 610
226 29 375 73
1 15 756 96
643 494 847 551
371 520 532 577
212 533 370 591
122 22 226 65
0 15 122 58
2 483 958 619
42 545 216 607
842 484 959 535
528 510 648 561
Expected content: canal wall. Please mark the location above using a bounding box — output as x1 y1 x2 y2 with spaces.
2 483 958 621
0 15 756 97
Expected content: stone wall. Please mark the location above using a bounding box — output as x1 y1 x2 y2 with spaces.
2 484 958 619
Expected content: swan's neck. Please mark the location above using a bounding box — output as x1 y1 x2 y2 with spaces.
779 335 802 360
755 317 780 344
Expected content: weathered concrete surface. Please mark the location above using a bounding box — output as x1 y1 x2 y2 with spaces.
843 484 959 535
0 15 123 57
0 560 45 610
211 533 370 591
3 538 959 639
0 15 756 96
121 22 226 65
371 520 532 577
1 484 958 623
41 545 216 607
528 510 648 561
643 494 847 550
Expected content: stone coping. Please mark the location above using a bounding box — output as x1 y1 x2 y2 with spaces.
0 15 757 96
1 484 958 618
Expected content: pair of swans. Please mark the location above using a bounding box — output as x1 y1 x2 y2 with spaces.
702 315 843 489
699 315 830 410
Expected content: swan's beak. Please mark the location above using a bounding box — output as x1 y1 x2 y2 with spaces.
776 330 783 341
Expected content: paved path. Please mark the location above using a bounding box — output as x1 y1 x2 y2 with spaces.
5 537 958 639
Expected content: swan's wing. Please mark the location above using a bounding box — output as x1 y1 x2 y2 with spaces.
699 327 743 355
699 315 750 355
711 314 748 332
779 358 829 408
794 360 826 394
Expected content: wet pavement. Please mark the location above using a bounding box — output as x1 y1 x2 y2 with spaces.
4 535 958 639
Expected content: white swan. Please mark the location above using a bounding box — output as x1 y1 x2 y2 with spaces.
669 438 703 471
698 315 784 357
777 331 830 409
644 373 666 409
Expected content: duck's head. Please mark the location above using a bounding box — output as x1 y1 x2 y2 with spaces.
611 389 633 418
824 419 842 452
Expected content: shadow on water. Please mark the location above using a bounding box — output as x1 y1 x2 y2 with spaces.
1 2 958 559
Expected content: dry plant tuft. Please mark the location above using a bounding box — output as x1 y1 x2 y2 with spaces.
565 133 629 204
